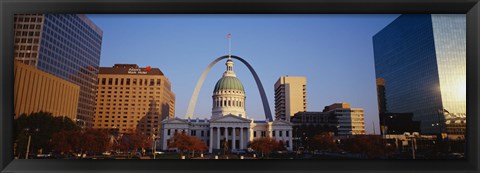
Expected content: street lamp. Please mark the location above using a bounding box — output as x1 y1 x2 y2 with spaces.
24 128 39 159
152 128 157 159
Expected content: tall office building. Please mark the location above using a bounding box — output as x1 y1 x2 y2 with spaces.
373 14 466 135
93 64 175 137
274 76 307 122
13 14 103 127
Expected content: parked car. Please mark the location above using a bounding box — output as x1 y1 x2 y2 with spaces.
231 149 246 155
102 151 112 156
36 153 52 158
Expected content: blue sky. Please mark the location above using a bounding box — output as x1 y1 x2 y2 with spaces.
87 14 400 134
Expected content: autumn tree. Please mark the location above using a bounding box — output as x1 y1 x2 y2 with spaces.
50 130 82 155
311 132 338 152
116 132 150 152
250 137 284 158
167 132 208 157
341 135 393 158
188 136 208 157
167 132 191 155
51 129 111 157
80 129 112 156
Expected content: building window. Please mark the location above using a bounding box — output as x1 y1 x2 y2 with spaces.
272 131 276 137
201 131 204 137
286 131 289 137
279 131 283 137
261 131 266 137
253 131 256 137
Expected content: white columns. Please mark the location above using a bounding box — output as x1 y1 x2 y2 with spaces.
162 128 168 150
209 127 213 153
240 127 244 149
232 127 236 150
249 128 253 141
216 127 220 150
288 129 293 151
224 127 228 149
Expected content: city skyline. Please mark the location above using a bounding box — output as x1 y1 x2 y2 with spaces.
88 14 401 134
10 13 467 160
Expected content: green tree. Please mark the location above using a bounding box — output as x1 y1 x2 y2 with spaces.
14 111 79 158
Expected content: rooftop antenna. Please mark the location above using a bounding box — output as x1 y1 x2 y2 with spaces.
227 33 232 59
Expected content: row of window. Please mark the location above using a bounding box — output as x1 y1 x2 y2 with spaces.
99 87 162 90
14 38 40 44
15 16 43 23
96 103 161 107
99 78 162 86
96 110 159 115
97 99 165 104
15 31 41 37
214 99 244 107
15 24 42 30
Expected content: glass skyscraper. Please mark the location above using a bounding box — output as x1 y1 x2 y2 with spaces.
373 14 466 135
14 14 103 128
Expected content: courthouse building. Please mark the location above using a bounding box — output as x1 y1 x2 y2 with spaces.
93 64 175 137
161 57 293 153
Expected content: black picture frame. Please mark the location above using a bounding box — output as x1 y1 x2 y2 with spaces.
1 0 479 173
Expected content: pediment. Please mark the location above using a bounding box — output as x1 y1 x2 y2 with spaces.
162 117 189 124
211 114 251 123
272 119 293 126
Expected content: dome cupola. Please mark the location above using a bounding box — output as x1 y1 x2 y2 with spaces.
211 57 246 119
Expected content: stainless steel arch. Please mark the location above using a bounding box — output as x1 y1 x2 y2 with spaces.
185 55 273 121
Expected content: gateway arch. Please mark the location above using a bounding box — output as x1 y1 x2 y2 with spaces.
185 55 273 122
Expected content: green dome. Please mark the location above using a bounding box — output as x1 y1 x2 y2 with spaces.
213 76 244 93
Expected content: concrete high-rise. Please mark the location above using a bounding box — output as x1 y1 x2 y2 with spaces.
274 76 306 122
13 14 103 128
14 61 80 120
93 64 175 137
323 102 366 135
373 14 466 135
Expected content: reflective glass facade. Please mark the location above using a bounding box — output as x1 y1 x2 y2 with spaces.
14 14 103 128
373 14 466 134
